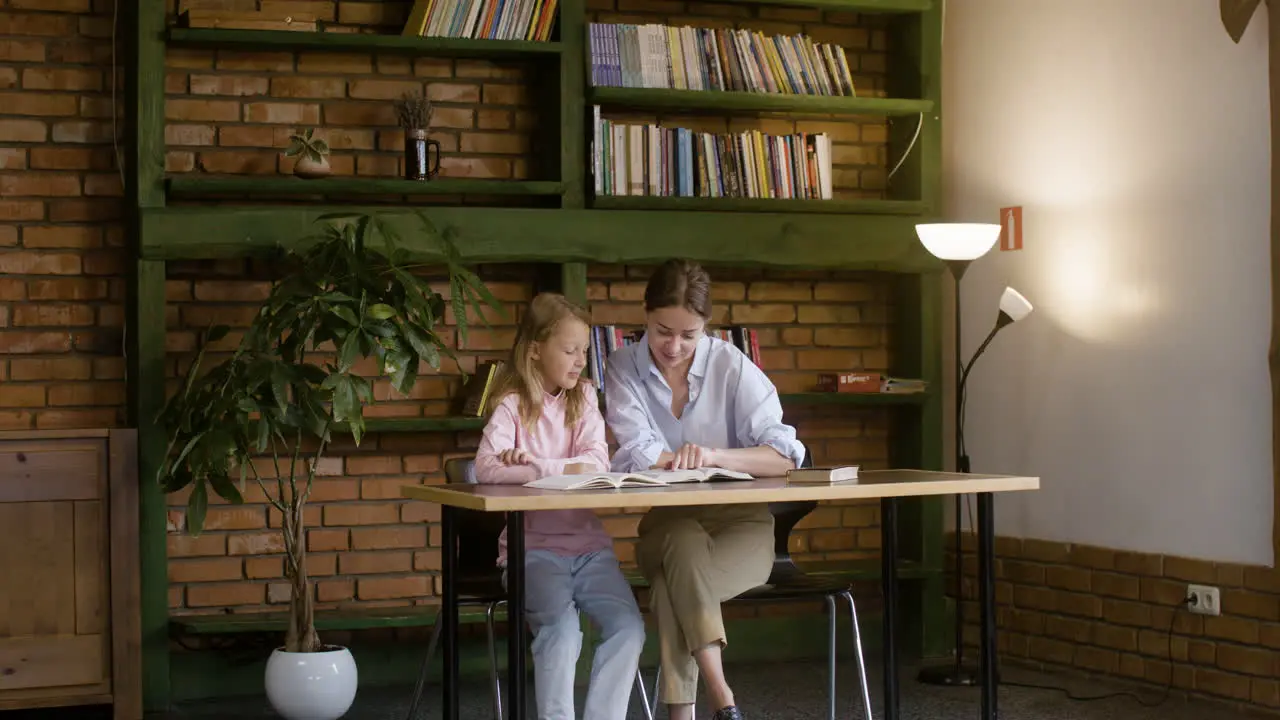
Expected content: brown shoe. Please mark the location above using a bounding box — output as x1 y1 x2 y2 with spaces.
712 707 744 720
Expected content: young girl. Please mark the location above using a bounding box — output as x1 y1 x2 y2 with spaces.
474 292 646 720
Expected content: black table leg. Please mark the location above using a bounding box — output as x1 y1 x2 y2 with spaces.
880 497 899 720
507 510 527 720
977 492 997 720
441 505 459 720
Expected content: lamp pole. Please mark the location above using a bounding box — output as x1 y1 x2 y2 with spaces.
917 257 980 687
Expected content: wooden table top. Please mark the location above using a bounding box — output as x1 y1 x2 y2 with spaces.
400 469 1039 512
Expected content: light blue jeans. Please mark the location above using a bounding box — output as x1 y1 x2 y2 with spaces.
505 548 646 720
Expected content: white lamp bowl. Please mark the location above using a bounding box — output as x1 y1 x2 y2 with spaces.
1000 287 1034 323
915 223 1001 261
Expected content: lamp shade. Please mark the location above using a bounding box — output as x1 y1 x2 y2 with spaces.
915 223 1001 261
999 287 1033 323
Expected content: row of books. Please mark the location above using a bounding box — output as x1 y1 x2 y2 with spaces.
402 0 559 41
588 325 764 395
592 109 835 200
588 22 857 97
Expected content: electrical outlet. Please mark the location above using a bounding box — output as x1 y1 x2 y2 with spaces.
1187 584 1221 616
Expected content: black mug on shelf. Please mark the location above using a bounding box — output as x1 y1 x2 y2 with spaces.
404 129 441 181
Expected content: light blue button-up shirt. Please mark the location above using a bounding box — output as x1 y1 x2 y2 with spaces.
604 333 806 473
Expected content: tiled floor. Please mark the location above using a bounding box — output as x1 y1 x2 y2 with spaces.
0 660 1257 719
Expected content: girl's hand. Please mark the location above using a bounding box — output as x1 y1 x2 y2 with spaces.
499 449 533 465
669 443 716 470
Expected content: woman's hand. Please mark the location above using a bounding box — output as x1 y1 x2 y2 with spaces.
668 443 718 470
499 449 534 466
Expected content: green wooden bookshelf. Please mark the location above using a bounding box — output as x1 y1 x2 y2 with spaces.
588 86 933 116
166 176 565 199
780 391 929 406
131 1 945 710
166 27 564 58
727 0 932 10
590 196 926 215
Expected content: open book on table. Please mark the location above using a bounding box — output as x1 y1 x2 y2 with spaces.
524 467 754 491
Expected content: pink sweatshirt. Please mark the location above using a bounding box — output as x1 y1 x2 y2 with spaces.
474 386 614 566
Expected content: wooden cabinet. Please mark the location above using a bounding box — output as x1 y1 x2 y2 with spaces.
0 429 141 719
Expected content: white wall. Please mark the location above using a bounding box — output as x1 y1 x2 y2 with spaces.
942 0 1274 565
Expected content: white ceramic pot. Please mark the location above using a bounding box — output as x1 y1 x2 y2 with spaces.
264 646 358 720
292 154 331 179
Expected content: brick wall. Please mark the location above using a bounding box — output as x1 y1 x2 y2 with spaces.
955 536 1280 716
0 2 902 615
0 0 127 431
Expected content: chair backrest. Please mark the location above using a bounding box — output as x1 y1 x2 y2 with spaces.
767 449 817 563
443 456 506 578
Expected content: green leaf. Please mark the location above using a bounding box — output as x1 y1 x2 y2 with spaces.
209 471 244 504
331 304 360 327
186 480 209 537
367 303 396 320
331 377 357 424
206 324 231 344
338 331 362 372
270 366 290 411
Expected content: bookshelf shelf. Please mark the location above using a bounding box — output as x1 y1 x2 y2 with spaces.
166 28 564 58
726 0 933 11
591 196 926 216
589 87 933 116
166 176 566 200
780 392 929 406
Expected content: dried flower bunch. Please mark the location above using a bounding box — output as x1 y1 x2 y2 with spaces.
394 90 433 131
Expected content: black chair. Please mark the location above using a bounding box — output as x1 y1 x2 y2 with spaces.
644 452 874 720
405 457 506 720
406 457 656 720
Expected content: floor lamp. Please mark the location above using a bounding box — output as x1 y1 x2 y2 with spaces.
912 223 1034 686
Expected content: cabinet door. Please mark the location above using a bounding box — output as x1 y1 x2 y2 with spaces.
0 437 111 707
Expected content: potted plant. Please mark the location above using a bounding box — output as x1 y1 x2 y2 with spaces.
394 90 440 181
285 127 331 179
156 211 499 720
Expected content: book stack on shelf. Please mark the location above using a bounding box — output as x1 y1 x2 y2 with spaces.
592 108 834 199
587 22 856 96
402 0 560 41
590 325 763 394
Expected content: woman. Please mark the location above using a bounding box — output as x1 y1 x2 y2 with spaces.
604 259 805 720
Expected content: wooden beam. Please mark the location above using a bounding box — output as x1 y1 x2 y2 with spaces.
588 87 933 116
166 27 564 57
165 176 565 199
727 0 931 10
140 206 942 271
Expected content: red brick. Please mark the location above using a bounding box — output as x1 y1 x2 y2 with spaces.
351 526 426 550
0 92 77 117
270 76 347 99
166 98 242 122
357 576 430 600
0 173 80 197
166 124 216 146
186 582 265 608
0 13 76 36
339 551 413 575
13 304 95 327
323 503 400 526
189 74 269 96
348 79 423 100
0 119 47 142
9 358 91 380
169 558 243 583
21 68 101 91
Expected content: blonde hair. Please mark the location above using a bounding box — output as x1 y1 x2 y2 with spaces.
487 292 593 430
